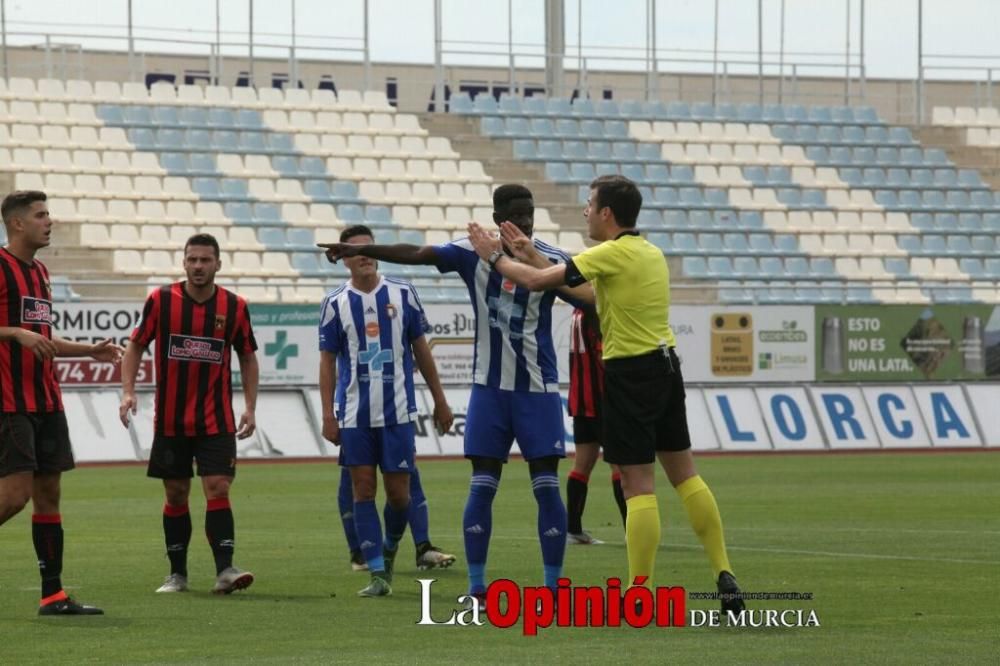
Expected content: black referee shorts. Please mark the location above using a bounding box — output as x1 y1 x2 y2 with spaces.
601 347 691 466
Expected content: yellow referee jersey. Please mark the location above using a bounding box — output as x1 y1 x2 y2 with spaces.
571 231 676 359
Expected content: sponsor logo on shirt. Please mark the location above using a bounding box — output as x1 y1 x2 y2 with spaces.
20 296 52 325
168 334 224 363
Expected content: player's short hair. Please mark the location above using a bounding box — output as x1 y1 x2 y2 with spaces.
493 184 534 215
184 233 220 258
340 224 375 243
1 190 47 225
589 175 642 228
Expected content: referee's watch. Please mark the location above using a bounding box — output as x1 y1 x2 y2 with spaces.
487 250 504 269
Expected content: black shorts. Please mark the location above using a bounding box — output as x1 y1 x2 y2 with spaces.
573 415 603 445
602 347 691 466
0 412 75 478
147 433 237 479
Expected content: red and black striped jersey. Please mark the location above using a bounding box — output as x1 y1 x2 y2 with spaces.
131 282 257 437
567 306 603 418
0 248 62 413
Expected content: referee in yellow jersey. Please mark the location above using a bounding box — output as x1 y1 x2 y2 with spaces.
467 175 744 612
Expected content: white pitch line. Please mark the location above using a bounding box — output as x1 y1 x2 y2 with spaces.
483 535 1000 566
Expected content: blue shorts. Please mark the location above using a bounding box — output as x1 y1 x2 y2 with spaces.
339 422 416 473
464 385 566 462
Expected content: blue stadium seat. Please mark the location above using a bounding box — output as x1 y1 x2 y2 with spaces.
831 107 854 123
595 163 618 177
897 234 921 254
258 227 287 249
580 120 603 138
739 211 764 229
545 162 571 182
733 257 759 278
723 233 749 252
159 152 188 174
706 256 733 277
645 164 670 185
947 235 973 255
774 234 798 253
192 177 221 199
286 227 315 250
475 95 499 114
236 110 264 129
922 235 947 254
547 98 572 116
365 205 392 225
661 210 686 228
224 202 253 224
682 256 707 277
254 203 281 225
697 233 723 253
291 252 322 275
272 155 301 176
571 163 596 182
304 180 333 201
671 232 698 253
762 104 785 122
971 235 995 254
96 104 125 125
179 107 209 128
854 106 879 123
758 257 783 275
986 213 1000 231
984 258 1000 278
530 118 555 137
970 190 993 208
654 187 679 205
563 140 586 159
817 125 841 144
748 234 774 254
126 106 153 125
886 168 909 187
622 164 645 183
639 209 667 228
240 131 268 153
188 153 217 175
769 124 795 142
448 92 473 114
332 181 359 201
665 101 690 119
884 257 911 276
646 232 671 252
776 189 802 206
537 140 562 160
689 210 713 229
934 213 958 231
570 97 595 117
481 116 505 136
299 157 325 177
785 257 809 277
670 165 695 184
554 119 579 138
910 213 934 230
587 141 611 160
338 204 364 224
810 257 836 277
737 104 762 122
862 126 886 143
958 169 984 188
524 96 547 115
613 142 637 160
595 100 621 117
808 107 833 123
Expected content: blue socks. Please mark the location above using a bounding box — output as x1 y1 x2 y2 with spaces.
531 471 567 589
408 467 430 545
383 501 409 553
337 467 360 553
353 499 384 573
463 472 500 593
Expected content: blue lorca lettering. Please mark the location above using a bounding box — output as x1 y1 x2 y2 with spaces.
930 392 970 439
716 396 755 442
877 393 913 439
770 394 806 441
821 394 863 440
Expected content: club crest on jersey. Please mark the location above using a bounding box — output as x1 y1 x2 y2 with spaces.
502 279 516 293
214 314 226 330
385 303 398 319
20 296 52 325
365 321 380 338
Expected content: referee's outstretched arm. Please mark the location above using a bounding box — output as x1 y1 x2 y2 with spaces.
467 222 591 298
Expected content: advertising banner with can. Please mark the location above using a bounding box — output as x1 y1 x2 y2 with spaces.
815 304 1000 381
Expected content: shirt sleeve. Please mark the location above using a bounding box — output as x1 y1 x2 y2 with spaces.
318 295 343 353
232 299 258 355
129 291 159 348
405 285 432 342
570 241 621 282
432 242 460 274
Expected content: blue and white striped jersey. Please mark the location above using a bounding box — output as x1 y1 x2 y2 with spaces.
434 237 573 394
318 276 430 428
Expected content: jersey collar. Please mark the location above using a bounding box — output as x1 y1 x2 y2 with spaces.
613 229 641 241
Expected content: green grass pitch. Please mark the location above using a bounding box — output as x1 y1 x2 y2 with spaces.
1 452 997 664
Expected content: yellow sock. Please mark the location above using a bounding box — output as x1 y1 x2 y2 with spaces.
677 475 732 578
625 494 660 588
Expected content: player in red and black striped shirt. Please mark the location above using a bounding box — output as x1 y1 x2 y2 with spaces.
0 190 122 616
119 233 260 595
566 306 627 544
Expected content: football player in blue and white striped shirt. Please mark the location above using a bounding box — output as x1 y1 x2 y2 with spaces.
319 186 592 604
319 225 455 598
